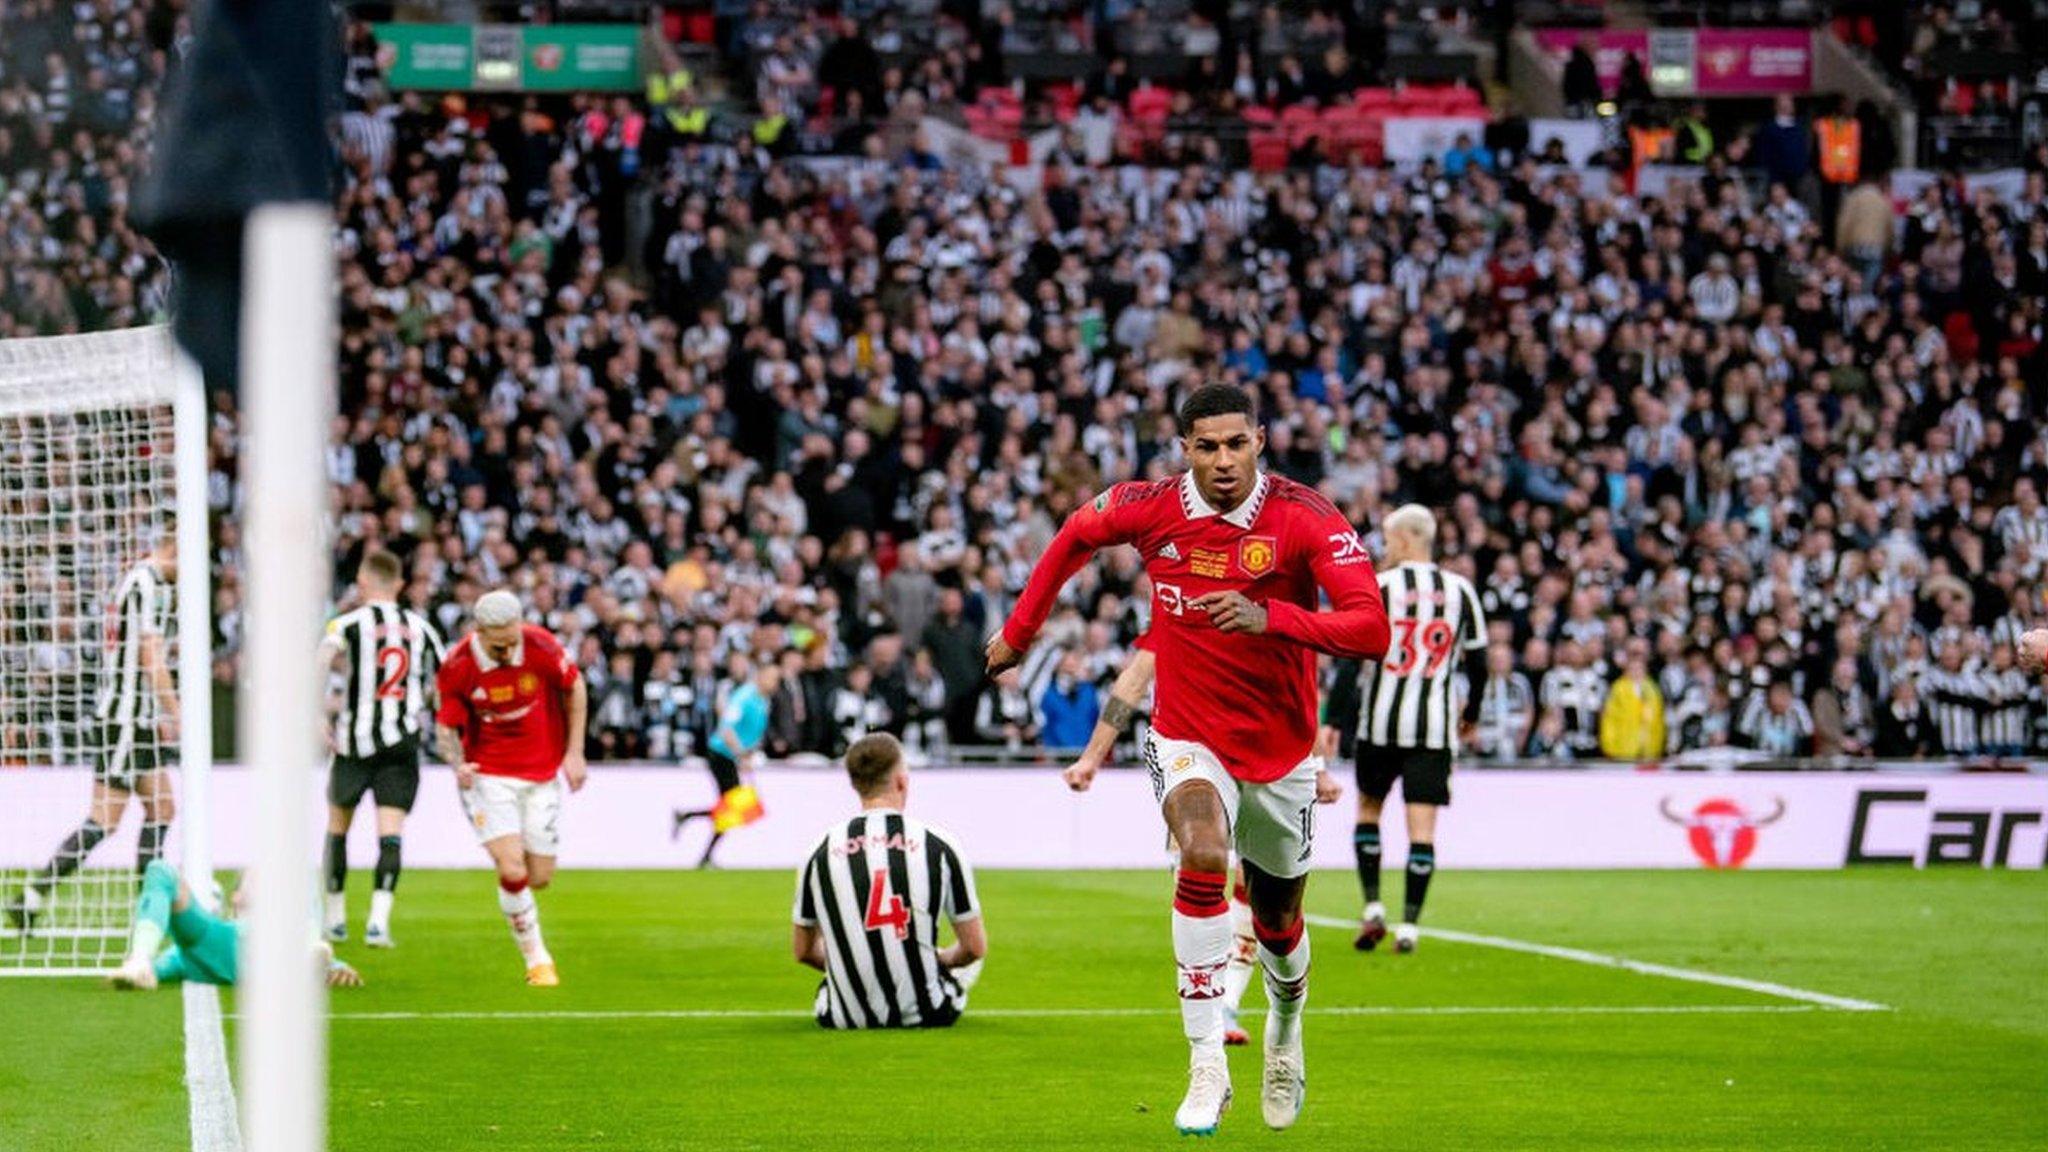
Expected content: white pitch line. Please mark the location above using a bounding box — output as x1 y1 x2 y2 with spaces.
1301 915 1890 1013
309 1004 1817 1023
183 982 244 1152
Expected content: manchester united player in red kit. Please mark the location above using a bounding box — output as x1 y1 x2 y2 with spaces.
435 590 589 986
988 384 1390 1135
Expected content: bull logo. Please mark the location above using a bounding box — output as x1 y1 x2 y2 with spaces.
1659 797 1785 870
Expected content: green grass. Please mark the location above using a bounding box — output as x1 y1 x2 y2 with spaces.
3 869 2045 1150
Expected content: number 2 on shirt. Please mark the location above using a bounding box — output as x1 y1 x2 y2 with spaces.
864 869 910 940
1384 618 1456 677
376 646 410 700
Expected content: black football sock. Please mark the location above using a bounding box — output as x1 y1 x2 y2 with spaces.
326 832 349 894
1404 842 1436 924
37 820 108 892
137 821 171 872
374 835 403 893
1353 822 1382 906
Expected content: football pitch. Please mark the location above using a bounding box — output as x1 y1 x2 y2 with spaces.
4 868 2043 1151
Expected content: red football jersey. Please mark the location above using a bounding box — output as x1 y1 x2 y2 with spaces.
1005 472 1390 782
435 623 580 782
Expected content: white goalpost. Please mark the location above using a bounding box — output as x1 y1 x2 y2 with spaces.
0 325 213 976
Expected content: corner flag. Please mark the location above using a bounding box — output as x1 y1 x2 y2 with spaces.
136 0 336 399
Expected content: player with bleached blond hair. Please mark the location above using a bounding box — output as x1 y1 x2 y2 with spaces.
434 590 589 986
1325 503 1487 955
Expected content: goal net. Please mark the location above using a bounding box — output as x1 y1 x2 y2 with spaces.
0 327 186 975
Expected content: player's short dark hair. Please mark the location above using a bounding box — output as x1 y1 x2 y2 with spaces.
1177 383 1257 436
360 548 403 587
845 733 904 797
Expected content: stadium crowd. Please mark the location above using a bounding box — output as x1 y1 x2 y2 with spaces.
6 4 2048 767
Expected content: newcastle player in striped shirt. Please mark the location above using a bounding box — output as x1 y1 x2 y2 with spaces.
9 538 180 928
792 733 987 1029
319 549 445 948
1325 505 1485 955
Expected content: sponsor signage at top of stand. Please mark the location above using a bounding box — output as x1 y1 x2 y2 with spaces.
373 24 642 92
1533 29 1812 97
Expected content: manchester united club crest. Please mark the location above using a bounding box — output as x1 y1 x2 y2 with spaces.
518 672 539 695
1239 536 1277 577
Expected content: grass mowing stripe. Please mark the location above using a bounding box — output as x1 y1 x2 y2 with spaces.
182 982 243 1152
1300 914 1891 1012
305 1004 1820 1023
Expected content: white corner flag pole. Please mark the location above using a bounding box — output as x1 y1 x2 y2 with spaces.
173 350 216 904
239 203 335 1152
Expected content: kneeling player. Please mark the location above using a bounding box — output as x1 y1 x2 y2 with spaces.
792 734 986 1028
109 860 363 991
436 591 589 986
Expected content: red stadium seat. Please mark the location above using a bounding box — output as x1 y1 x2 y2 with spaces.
1129 86 1172 123
1047 83 1082 122
1321 105 1373 165
1280 104 1320 149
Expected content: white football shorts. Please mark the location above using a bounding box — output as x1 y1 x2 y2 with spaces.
1145 731 1320 879
461 774 563 856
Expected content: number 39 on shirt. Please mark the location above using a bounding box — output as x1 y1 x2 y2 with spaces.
1384 618 1456 677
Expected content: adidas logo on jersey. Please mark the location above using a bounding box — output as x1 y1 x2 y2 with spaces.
1160 543 1182 561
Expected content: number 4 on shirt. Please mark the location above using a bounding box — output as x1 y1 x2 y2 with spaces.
864 868 910 940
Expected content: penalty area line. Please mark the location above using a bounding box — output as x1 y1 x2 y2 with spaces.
183 981 244 1152
302 1004 1821 1023
1301 914 1891 1013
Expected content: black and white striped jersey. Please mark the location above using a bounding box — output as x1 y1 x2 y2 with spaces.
1354 563 1487 751
1980 668 2031 751
1736 695 1815 757
1921 668 1990 755
95 559 174 728
1474 670 1536 760
1540 665 1609 754
793 810 980 1029
321 602 445 758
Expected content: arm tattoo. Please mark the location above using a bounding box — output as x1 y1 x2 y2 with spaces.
435 725 463 765
1102 695 1138 734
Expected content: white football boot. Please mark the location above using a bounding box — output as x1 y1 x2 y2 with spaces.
1174 1060 1232 1136
1261 1041 1306 1129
